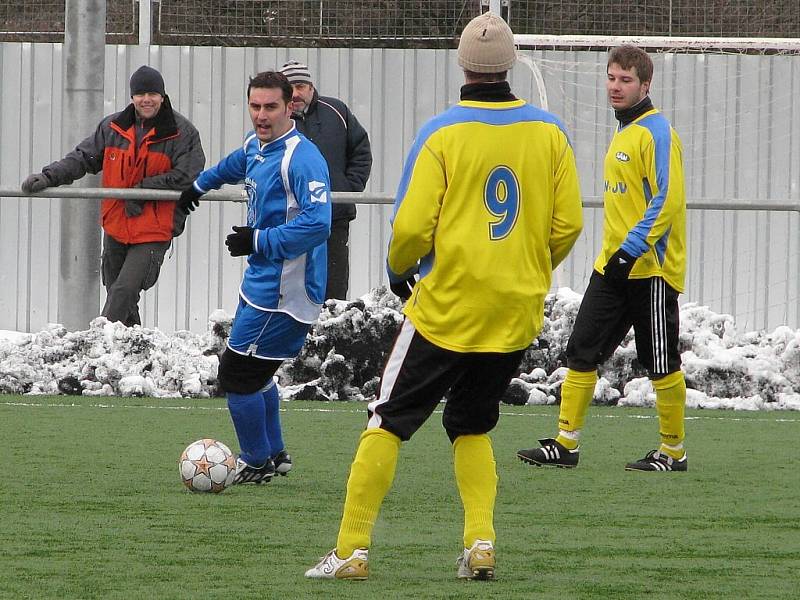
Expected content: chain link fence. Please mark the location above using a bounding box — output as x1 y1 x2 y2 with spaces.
0 1 798 46
153 0 480 47
0 0 136 42
154 0 800 46
512 0 800 38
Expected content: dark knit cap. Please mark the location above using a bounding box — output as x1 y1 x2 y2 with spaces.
130 65 165 97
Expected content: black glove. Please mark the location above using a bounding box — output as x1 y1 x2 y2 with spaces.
21 173 50 193
603 248 636 281
390 276 417 301
178 185 203 216
225 225 255 257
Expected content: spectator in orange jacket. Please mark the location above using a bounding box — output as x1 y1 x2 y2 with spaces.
22 65 206 327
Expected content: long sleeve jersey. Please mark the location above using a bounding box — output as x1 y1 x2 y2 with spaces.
596 107 686 292
195 125 331 323
388 96 583 353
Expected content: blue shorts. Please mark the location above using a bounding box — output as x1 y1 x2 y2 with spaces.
227 299 312 360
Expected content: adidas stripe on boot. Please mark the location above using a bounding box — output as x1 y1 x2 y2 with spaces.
517 438 579 468
625 449 687 472
233 457 275 484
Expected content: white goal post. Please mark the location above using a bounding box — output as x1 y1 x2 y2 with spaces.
513 34 800 54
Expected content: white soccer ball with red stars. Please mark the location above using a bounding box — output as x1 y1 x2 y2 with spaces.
179 438 236 493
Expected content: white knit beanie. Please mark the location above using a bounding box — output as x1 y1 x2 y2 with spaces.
457 12 516 73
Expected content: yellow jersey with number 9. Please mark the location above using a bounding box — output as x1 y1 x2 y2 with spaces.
388 99 583 353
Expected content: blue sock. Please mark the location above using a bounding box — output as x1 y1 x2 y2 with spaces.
227 391 271 466
262 379 285 457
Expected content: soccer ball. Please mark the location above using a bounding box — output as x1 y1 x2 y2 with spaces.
179 438 237 493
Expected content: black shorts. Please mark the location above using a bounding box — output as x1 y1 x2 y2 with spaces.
366 319 524 442
567 271 681 377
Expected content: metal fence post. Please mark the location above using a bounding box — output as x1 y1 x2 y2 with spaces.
481 0 510 21
60 0 106 331
139 0 151 46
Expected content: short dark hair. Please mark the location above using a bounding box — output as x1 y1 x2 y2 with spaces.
607 45 653 84
463 69 508 82
247 71 292 103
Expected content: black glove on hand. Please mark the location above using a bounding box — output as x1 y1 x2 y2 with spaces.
225 225 255 257
21 173 50 193
603 248 636 281
390 276 417 301
178 186 203 216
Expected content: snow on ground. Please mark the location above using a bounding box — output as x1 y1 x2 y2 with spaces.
1 286 799 411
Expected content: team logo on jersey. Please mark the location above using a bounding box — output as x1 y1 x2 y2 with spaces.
309 180 328 203
604 180 627 194
615 151 630 162
254 154 265 163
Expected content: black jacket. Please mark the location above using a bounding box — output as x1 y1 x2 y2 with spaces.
292 91 372 222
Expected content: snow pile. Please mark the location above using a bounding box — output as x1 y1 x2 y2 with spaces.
278 286 405 402
1 287 799 411
0 312 229 398
505 294 800 411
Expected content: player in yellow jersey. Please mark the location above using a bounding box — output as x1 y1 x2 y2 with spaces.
305 12 583 581
518 45 688 472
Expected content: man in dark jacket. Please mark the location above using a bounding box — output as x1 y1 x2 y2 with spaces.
21 65 206 327
279 60 372 300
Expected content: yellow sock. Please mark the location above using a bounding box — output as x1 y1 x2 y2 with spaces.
653 371 686 459
555 369 597 450
336 428 401 556
453 434 496 548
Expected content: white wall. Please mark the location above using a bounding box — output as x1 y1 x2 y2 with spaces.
1 43 798 333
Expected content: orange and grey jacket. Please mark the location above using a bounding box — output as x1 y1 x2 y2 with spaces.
42 97 205 244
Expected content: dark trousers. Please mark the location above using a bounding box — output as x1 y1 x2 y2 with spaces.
326 219 350 300
101 233 170 327
566 271 682 376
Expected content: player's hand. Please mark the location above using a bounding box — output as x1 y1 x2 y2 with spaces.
390 275 417 301
178 185 203 215
225 225 254 257
21 173 51 193
603 248 636 281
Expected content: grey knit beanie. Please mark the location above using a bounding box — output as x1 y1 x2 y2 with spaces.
279 60 313 85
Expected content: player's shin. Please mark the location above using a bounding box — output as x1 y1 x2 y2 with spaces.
336 428 400 556
653 371 687 459
556 369 598 449
454 434 497 547
262 379 284 454
227 391 272 465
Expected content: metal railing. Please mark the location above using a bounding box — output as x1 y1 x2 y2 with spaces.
3 188 799 212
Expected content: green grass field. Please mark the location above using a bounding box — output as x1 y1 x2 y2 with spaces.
2 396 799 600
